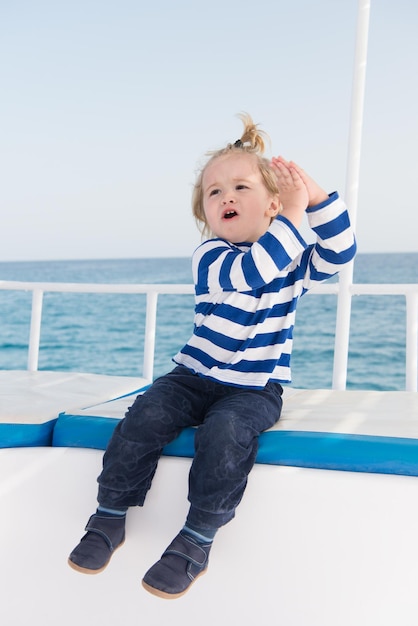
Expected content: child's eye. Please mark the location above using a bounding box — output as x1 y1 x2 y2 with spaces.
236 184 248 190
209 189 220 197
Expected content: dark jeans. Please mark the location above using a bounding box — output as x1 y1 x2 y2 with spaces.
97 365 283 529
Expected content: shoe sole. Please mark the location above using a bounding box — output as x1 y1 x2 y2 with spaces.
141 568 207 599
67 539 125 575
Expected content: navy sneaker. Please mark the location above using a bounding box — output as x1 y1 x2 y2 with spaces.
142 531 211 599
68 513 126 574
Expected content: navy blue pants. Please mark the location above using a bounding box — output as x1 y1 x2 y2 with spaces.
97 366 283 530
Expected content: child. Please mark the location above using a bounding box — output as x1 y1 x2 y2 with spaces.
68 113 356 599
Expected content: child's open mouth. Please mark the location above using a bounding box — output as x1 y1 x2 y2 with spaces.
223 210 238 219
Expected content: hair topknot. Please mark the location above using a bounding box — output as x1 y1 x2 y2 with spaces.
192 113 279 239
229 112 267 153
209 112 268 157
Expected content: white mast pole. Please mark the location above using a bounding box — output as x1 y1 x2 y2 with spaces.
332 0 372 389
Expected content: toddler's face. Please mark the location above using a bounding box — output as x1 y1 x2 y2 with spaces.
202 153 279 243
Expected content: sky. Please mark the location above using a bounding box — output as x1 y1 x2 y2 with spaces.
1 0 417 261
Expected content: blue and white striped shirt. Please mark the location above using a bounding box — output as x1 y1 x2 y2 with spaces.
174 192 356 388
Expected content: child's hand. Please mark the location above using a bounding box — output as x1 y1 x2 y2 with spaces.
270 157 309 227
285 160 329 207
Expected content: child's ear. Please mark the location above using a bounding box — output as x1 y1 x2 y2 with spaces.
268 196 281 217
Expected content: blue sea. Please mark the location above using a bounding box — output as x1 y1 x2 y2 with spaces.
0 253 417 391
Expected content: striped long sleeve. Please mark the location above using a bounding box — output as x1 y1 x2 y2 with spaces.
174 192 356 388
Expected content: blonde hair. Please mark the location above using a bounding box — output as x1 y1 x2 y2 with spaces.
192 113 280 239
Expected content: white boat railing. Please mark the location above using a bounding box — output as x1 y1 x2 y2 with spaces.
0 279 417 391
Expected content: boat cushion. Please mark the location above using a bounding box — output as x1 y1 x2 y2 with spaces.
52 387 418 477
0 371 149 447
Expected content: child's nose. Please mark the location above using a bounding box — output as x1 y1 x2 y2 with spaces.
222 194 236 204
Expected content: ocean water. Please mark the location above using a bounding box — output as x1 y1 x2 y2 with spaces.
0 253 417 391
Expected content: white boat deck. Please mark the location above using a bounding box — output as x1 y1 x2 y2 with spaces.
2 444 418 626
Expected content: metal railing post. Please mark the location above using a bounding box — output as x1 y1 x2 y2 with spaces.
27 289 44 371
333 0 371 389
143 291 158 382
